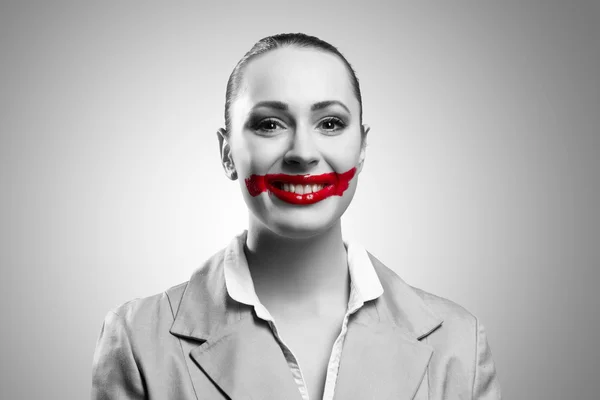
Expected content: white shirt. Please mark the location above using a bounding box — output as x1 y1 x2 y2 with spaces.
223 231 384 400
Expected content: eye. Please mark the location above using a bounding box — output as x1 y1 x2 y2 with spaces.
318 117 346 134
251 118 287 135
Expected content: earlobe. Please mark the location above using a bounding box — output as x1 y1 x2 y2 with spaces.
216 128 237 181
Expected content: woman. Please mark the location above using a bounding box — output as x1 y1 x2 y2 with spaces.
91 33 501 400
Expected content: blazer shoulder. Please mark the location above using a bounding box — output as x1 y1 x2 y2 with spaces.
370 253 480 338
105 247 227 334
411 285 478 327
108 281 189 329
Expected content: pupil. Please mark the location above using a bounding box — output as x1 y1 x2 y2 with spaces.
262 121 276 130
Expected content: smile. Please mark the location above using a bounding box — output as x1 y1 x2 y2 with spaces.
245 167 356 205
274 182 327 194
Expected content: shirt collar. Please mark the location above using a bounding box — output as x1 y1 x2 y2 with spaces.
223 230 384 321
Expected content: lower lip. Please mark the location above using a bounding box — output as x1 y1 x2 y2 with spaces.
245 167 356 205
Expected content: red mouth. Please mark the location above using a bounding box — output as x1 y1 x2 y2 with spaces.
245 167 356 205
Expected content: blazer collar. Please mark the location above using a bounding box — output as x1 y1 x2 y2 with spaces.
223 230 385 323
169 248 242 341
368 252 444 339
169 247 306 399
170 235 442 342
169 239 443 400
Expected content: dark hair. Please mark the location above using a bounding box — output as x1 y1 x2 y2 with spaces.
224 33 363 133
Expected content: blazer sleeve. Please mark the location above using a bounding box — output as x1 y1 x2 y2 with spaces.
472 319 502 399
91 311 146 400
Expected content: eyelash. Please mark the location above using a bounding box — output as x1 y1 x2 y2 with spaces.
251 117 347 135
252 118 285 133
318 117 346 133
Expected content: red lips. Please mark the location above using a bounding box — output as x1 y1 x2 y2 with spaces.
245 167 356 205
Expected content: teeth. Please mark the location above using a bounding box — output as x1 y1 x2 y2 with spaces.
279 183 325 194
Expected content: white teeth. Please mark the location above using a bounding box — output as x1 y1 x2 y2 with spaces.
279 183 326 194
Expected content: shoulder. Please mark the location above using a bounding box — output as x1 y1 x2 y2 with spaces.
412 286 479 329
368 253 502 394
409 285 485 365
103 281 188 335
369 253 502 396
369 252 481 343
110 281 189 318
105 247 227 331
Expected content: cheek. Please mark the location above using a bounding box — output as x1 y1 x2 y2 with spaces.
231 135 280 176
232 130 363 178
320 135 363 172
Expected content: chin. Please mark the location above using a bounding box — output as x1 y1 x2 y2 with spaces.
266 218 338 239
250 194 355 239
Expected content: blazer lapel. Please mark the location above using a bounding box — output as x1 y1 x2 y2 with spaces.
332 253 444 400
168 246 443 400
333 319 433 400
188 315 302 400
169 250 302 400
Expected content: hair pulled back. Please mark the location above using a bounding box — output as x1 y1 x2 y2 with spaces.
224 33 363 133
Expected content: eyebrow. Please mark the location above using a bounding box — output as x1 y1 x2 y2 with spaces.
251 100 351 114
311 100 350 114
253 101 288 111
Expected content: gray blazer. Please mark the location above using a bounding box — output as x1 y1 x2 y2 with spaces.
91 250 501 399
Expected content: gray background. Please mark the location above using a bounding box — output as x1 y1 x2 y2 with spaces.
1 1 598 399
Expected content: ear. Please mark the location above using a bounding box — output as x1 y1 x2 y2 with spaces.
357 124 370 174
216 128 237 180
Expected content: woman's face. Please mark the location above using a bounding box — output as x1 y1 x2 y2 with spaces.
220 46 368 238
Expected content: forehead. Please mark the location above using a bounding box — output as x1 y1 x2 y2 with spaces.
236 47 358 111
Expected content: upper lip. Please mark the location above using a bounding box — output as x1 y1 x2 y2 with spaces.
264 172 336 186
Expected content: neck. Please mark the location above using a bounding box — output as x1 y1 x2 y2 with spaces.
244 217 350 310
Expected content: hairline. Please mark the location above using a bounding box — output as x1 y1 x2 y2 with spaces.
231 45 361 121
225 38 364 133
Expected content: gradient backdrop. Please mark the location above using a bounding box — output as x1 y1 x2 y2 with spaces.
1 1 599 399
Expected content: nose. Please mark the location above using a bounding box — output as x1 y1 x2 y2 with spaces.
283 127 320 169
